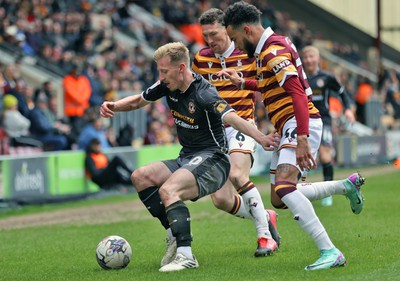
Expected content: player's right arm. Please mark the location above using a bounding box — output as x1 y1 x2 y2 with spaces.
100 94 150 118
217 68 259 90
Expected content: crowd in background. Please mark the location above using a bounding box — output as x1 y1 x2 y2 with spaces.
0 0 399 155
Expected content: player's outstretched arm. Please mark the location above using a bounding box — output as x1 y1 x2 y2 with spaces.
217 69 259 91
100 95 149 118
223 111 280 151
217 69 242 88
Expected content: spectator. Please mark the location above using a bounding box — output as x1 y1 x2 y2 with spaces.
143 119 173 145
82 63 105 107
29 92 68 151
10 78 31 118
34 80 55 102
63 63 92 139
85 138 133 190
77 116 112 151
2 94 42 148
354 76 373 124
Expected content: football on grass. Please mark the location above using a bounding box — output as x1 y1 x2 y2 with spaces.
96 235 132 269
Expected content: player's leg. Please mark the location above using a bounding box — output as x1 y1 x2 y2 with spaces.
271 126 365 214
159 151 230 272
297 128 365 214
132 161 176 267
211 180 243 214
274 118 346 270
229 151 278 256
220 126 279 255
319 124 334 206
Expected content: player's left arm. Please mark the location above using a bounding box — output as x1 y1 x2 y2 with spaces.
281 76 316 171
223 111 280 151
328 76 355 123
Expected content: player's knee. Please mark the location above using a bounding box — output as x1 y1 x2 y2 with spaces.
131 167 153 191
211 193 230 211
228 169 245 188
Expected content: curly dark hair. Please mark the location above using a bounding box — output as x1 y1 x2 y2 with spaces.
199 8 225 26
224 1 262 28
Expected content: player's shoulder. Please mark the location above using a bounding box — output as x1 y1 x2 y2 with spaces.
262 36 292 59
196 47 216 60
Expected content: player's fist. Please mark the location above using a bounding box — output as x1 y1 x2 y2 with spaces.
100 101 116 118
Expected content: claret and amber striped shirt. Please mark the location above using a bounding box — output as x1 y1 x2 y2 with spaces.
192 42 257 123
253 27 320 135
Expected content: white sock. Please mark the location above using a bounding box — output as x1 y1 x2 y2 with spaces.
281 190 334 250
242 188 271 239
177 246 193 259
234 195 252 219
166 228 175 240
297 180 346 201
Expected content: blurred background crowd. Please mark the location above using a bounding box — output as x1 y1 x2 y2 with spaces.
0 0 399 155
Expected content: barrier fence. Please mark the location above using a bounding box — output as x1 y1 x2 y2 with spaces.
1 131 399 203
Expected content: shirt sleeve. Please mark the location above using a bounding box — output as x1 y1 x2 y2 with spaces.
327 75 352 109
282 76 310 136
266 53 298 86
197 84 234 119
141 80 167 102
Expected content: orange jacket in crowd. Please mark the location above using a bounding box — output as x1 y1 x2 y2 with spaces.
85 151 108 179
63 74 91 117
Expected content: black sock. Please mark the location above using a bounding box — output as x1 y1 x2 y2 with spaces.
322 162 334 181
138 186 169 229
166 200 192 247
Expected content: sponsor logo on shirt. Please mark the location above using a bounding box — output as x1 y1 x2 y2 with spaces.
272 60 290 74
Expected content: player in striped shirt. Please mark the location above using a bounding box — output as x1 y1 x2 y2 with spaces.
220 1 365 271
193 8 280 257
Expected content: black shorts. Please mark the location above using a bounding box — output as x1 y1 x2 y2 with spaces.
162 151 230 201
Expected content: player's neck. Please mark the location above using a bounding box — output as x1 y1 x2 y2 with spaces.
179 72 195 93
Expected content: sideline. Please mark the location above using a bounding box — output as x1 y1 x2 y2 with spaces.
0 164 398 230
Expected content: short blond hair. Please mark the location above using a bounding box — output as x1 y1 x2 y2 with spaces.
302 45 320 57
153 42 190 66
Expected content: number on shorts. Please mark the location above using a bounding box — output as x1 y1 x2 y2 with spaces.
235 132 245 142
284 127 297 139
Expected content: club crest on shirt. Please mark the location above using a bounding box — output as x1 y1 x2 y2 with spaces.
317 78 325 88
188 102 196 114
208 61 213 68
237 59 242 69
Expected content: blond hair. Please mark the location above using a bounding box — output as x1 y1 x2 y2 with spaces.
302 45 320 57
153 42 190 66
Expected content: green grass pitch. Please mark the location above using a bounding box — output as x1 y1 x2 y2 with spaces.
0 168 399 281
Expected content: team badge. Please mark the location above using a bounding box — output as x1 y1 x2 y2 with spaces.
214 100 227 113
237 59 242 68
208 61 213 68
189 102 196 114
317 78 325 88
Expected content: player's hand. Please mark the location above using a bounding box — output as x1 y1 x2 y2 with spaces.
100 101 116 118
259 131 281 151
216 68 242 88
344 109 355 123
296 135 316 171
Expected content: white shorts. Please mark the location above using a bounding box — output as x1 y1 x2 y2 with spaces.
270 117 322 184
225 120 257 155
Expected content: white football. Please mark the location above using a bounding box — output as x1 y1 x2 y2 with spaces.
96 235 132 269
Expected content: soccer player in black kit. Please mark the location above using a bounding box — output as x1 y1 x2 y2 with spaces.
302 45 356 207
100 42 280 272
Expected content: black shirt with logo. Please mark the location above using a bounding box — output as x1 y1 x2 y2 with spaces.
308 70 352 125
141 73 234 155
